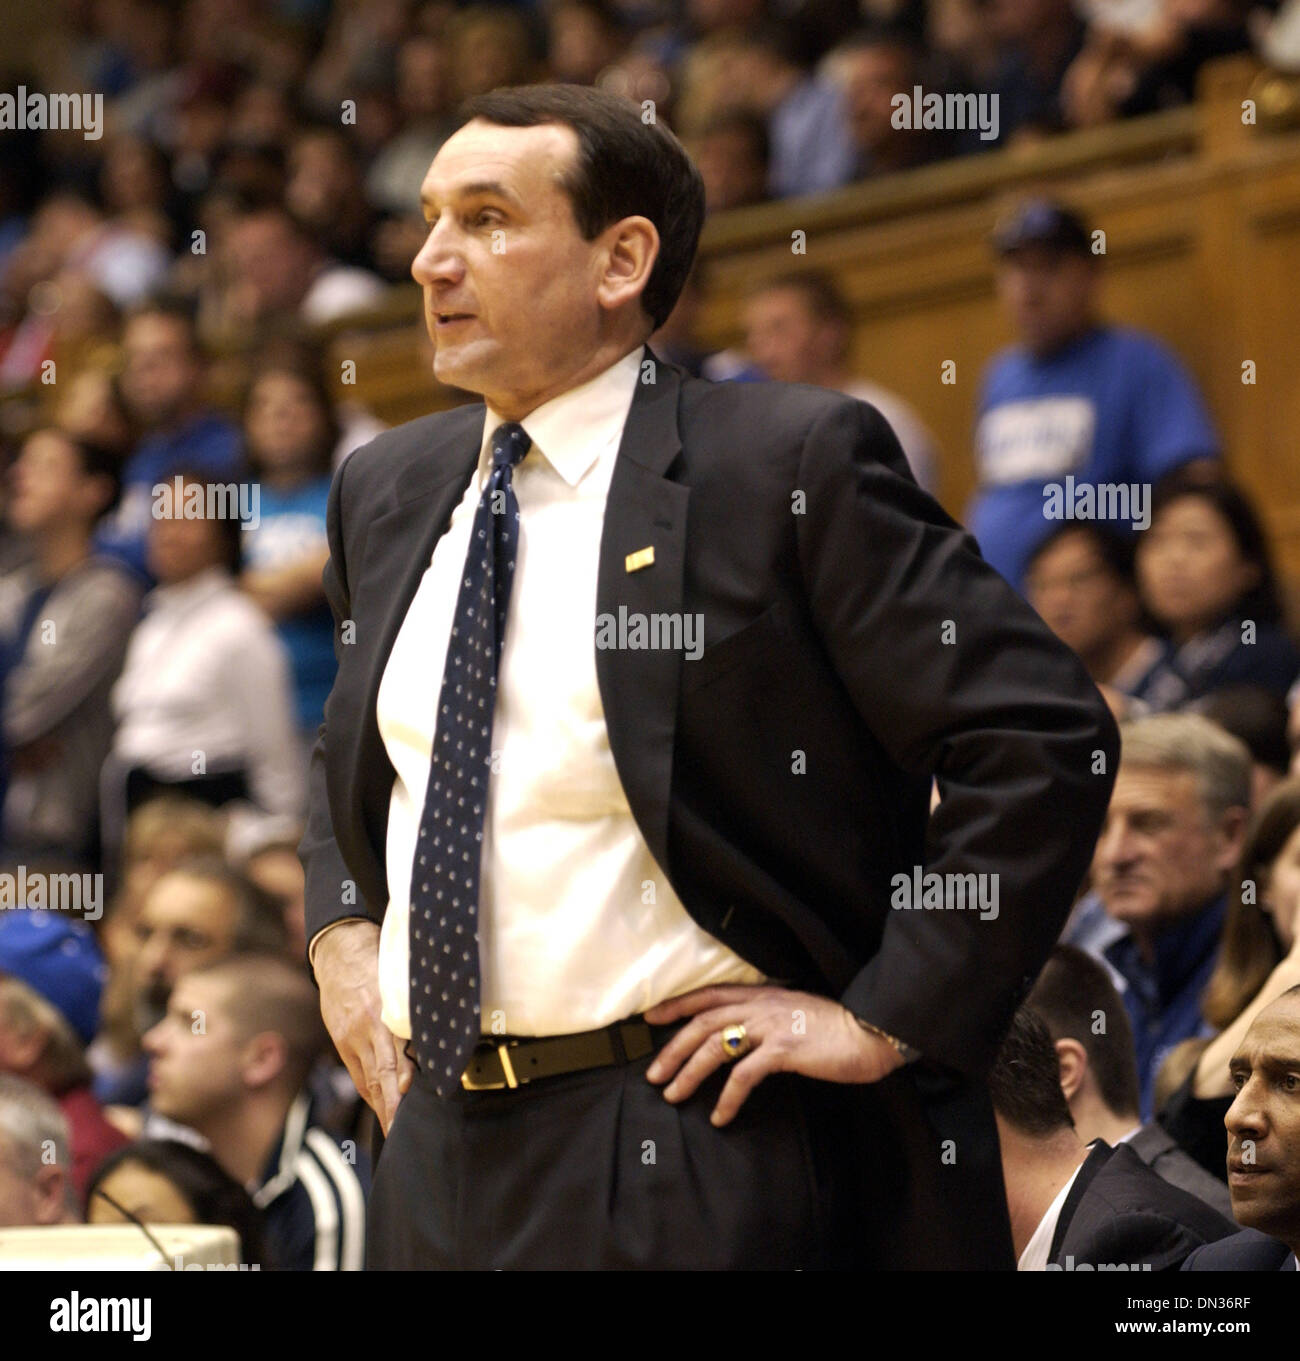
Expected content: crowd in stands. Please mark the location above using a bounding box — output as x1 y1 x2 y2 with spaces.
1 0 1300 1271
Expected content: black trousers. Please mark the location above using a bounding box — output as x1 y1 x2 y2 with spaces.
366 1034 851 1269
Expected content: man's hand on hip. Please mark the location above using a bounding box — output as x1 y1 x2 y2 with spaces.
314 920 413 1135
643 984 905 1127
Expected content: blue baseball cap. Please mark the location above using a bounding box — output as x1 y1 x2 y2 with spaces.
992 198 1093 258
0 913 106 1047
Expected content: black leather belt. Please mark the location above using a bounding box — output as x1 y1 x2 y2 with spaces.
438 1016 677 1091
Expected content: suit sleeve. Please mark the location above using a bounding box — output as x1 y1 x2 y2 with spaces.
794 396 1120 1075
298 450 384 976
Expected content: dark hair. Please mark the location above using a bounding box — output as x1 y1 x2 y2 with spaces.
39 428 125 522
240 337 340 480
988 1006 1076 1137
1145 467 1285 628
698 107 771 170
86 1139 268 1266
155 465 247 573
1202 775 1300 1029
125 295 203 362
1200 686 1292 777
450 83 705 332
1025 521 1138 586
747 269 851 330
1027 946 1141 1120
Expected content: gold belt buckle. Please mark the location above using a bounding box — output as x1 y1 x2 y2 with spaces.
460 1041 520 1091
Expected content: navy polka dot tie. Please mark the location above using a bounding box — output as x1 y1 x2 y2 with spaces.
410 420 531 1095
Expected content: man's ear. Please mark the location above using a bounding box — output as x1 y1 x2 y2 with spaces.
1055 1037 1088 1104
596 215 658 316
1214 804 1251 877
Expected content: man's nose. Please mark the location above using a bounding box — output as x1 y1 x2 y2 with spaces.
1095 818 1136 869
1225 1078 1266 1141
411 221 463 287
141 1019 165 1055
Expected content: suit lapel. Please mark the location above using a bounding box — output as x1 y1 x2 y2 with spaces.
594 346 689 878
1049 1141 1112 1263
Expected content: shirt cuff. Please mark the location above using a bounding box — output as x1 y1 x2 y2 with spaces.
853 1014 921 1064
307 916 374 970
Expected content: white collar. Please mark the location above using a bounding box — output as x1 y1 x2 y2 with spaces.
479 343 645 489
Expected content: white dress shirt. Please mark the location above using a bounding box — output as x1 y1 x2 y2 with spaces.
372 342 763 1039
110 566 304 818
1018 1159 1086 1270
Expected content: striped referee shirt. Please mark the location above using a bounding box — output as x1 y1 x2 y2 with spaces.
251 1092 369 1271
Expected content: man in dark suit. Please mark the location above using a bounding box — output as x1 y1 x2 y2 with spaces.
1184 986 1300 1270
990 1008 1231 1270
1027 945 1233 1217
299 82 1119 1269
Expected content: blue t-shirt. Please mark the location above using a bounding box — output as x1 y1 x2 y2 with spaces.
95 412 243 582
241 477 336 732
965 325 1218 591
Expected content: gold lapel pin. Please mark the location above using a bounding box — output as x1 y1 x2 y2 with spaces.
625 546 655 573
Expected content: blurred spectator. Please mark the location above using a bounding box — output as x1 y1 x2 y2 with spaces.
1024 523 1162 721
445 5 539 101
1200 686 1293 806
965 199 1219 592
0 430 142 864
95 299 243 582
98 135 179 253
87 1137 267 1265
143 953 368 1270
824 25 947 178
679 26 857 199
1159 776 1300 1178
1085 713 1252 1119
1133 470 1300 711
741 272 940 492
1027 944 1233 1217
365 35 458 217
979 0 1087 142
238 831 309 964
0 915 129 1200
217 204 386 333
689 108 771 213
100 854 289 1131
989 1004 1231 1269
89 799 228 1108
1064 0 1254 129
101 471 305 856
54 367 137 455
0 1073 78 1226
648 266 767 384
546 0 630 85
286 127 377 271
238 352 337 742
130 858 289 1038
2 190 170 314
1183 984 1300 1270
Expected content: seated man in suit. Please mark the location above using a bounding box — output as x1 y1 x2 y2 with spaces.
1027 945 1232 1217
991 1006 1232 1270
1183 985 1300 1270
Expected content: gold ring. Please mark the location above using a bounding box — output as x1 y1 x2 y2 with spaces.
720 1023 751 1061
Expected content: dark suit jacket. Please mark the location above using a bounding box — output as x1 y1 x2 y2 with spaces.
300 345 1120 1268
1128 1122 1234 1219
1182 1227 1296 1271
1050 1143 1234 1271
